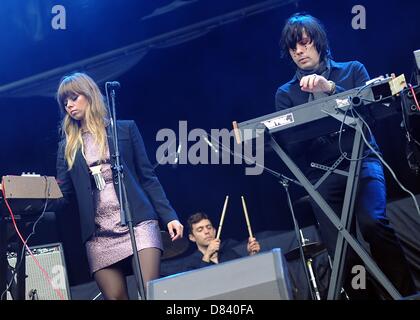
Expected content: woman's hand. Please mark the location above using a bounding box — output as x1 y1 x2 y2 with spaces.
167 220 184 241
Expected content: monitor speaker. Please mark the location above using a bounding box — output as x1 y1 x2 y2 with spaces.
147 248 293 300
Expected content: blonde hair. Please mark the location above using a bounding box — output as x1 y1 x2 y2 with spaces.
57 72 108 169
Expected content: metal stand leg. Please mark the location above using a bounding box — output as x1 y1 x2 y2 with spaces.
0 218 7 300
281 179 315 300
15 239 26 300
306 258 321 300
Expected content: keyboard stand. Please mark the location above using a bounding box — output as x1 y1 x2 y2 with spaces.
265 114 402 299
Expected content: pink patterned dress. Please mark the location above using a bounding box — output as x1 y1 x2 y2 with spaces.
82 132 163 274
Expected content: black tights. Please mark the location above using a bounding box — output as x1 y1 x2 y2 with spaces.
93 247 161 300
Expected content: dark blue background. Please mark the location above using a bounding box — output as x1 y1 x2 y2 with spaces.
1 0 419 285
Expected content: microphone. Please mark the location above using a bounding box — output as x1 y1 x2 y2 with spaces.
173 143 182 168
203 136 218 153
106 81 121 89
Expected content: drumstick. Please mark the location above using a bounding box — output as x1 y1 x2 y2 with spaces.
241 196 254 239
216 195 229 239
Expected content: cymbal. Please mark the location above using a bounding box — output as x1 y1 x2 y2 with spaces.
160 231 189 260
284 241 326 261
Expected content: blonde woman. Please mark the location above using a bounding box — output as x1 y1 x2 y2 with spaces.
55 72 183 300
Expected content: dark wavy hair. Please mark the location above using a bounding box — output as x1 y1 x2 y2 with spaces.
280 13 331 61
187 212 211 235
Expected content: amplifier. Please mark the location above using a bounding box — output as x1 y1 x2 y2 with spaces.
148 248 293 300
7 243 71 300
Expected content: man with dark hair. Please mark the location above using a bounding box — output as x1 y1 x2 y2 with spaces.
160 212 260 276
275 13 416 298
186 212 260 266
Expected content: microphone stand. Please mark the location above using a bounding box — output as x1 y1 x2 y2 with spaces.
106 83 145 300
278 177 317 300
262 169 316 299
206 134 315 299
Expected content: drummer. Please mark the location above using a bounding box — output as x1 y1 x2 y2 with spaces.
160 212 260 277
187 212 260 266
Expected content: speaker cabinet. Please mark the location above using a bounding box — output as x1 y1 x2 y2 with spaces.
147 248 293 300
401 85 420 116
7 243 71 300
